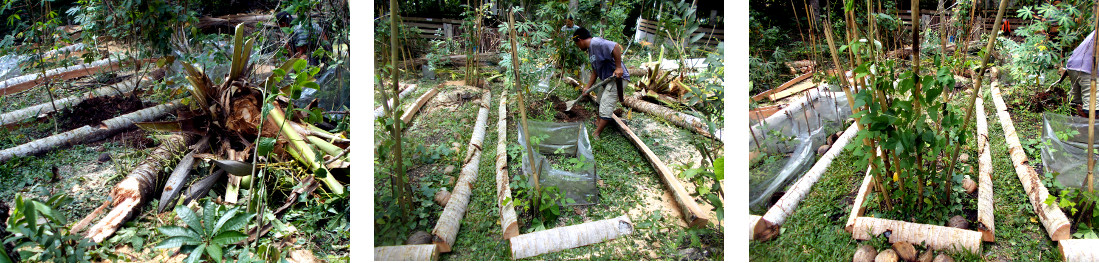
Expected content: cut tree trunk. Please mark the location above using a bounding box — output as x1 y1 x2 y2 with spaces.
373 244 439 261
509 215 634 260
374 84 417 118
610 114 709 227
0 100 185 163
749 214 761 240
83 133 194 243
432 92 490 253
401 87 440 125
622 95 723 143
976 95 995 242
990 77 1071 241
0 57 153 96
157 136 211 213
851 217 982 254
398 53 500 69
495 90 519 239
1059 239 1099 261
755 123 858 240
0 74 150 127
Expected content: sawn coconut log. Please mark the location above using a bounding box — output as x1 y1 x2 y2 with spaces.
976 94 995 242
509 215 634 260
990 77 1072 241
1059 239 1099 261
374 244 439 261
749 214 761 240
84 133 194 243
495 90 519 239
609 114 709 227
374 84 417 118
0 100 185 163
851 217 982 253
0 73 153 127
846 164 877 232
622 95 723 143
401 86 440 125
755 123 858 240
432 92 490 252
0 56 153 96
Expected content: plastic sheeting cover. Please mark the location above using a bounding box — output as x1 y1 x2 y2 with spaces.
749 89 852 211
517 120 599 206
1040 112 1099 190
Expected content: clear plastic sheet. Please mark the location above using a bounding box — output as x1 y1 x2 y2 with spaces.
1040 112 1099 190
517 120 599 206
749 88 852 211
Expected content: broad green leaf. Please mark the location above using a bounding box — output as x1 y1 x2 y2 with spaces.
206 243 224 263
220 212 254 232
158 226 197 238
175 205 202 237
153 236 201 249
211 231 248 246
186 243 206 263
257 137 276 157
213 208 239 234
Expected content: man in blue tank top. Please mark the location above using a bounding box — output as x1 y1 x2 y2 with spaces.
1067 30 1097 113
572 27 629 139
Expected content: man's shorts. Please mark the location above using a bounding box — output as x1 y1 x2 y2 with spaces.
592 80 619 119
1069 70 1095 110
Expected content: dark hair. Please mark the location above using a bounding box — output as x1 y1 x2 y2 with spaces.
571 27 591 42
276 11 292 25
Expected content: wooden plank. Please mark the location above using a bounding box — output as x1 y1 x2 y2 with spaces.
401 87 440 125
852 217 983 254
610 114 709 227
751 72 813 102
749 105 782 122
403 21 445 30
768 79 818 101
404 16 464 25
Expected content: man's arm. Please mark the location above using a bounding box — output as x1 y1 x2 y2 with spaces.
612 43 624 78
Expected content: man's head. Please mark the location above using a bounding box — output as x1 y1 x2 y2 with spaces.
276 11 292 27
572 27 592 52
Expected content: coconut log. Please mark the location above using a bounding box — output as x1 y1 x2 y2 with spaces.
622 95 723 143
755 123 858 240
749 214 761 240
84 133 194 243
610 114 709 227
400 87 440 125
374 84 417 118
374 244 439 261
495 90 519 239
431 92 490 252
990 79 1072 241
846 163 878 232
0 75 150 127
0 100 184 163
398 53 501 69
0 56 153 96
851 217 983 254
1059 239 1099 261
509 215 634 260
976 95 996 242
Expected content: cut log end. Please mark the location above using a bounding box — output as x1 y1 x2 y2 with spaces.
752 218 779 241
432 235 452 253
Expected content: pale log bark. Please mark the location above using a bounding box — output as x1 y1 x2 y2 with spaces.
976 95 995 242
0 74 149 126
495 90 519 239
610 114 709 227
756 123 858 239
851 217 982 253
0 100 184 163
990 79 1072 241
373 245 439 261
432 92 491 252
1059 239 1099 261
400 87 440 125
84 133 193 243
623 95 723 143
749 214 761 241
509 215 633 259
846 163 877 232
0 57 153 96
374 84 417 118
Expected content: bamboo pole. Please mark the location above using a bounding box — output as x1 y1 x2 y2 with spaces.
610 114 708 227
989 70 1072 241
976 94 995 242
508 215 633 259
495 90 519 239
0 100 184 163
507 8 541 211
84 133 193 243
755 123 859 240
943 0 1010 204
1059 239 1099 261
432 92 491 252
374 244 439 261
388 0 411 220
1087 0 1098 194
851 217 983 253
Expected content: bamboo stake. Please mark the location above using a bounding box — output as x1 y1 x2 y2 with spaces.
756 123 859 240
374 245 439 261
989 70 1072 241
507 8 541 210
1087 1 1098 194
943 0 1010 202
1059 239 1099 261
508 215 633 259
495 90 519 239
976 93 995 242
851 217 983 253
432 92 491 252
388 0 411 220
